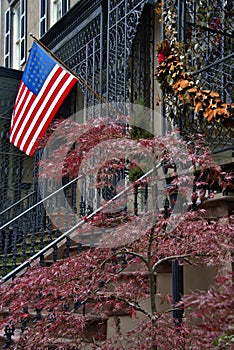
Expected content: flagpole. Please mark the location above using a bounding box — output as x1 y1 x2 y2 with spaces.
29 33 116 114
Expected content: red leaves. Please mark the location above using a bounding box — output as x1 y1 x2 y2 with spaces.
1 116 234 348
129 308 137 318
157 51 166 64
0 215 233 349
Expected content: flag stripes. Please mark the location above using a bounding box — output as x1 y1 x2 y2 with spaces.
10 42 77 156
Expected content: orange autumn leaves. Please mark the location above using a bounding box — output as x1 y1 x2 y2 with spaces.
155 40 234 125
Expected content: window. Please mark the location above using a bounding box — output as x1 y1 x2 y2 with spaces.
61 0 70 16
19 0 26 65
40 0 48 37
50 0 70 26
4 8 11 68
10 0 26 69
12 3 20 69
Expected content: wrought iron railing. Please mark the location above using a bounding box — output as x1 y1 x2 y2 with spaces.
0 191 36 226
1 162 226 347
0 168 152 347
0 174 82 278
0 168 152 280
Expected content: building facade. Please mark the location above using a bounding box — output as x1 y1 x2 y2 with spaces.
0 0 233 302
0 0 233 346
0 0 75 70
0 0 83 216
0 0 160 216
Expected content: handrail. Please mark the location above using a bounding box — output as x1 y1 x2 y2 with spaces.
1 166 158 283
0 191 36 216
0 174 83 232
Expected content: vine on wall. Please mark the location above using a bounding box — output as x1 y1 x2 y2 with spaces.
155 40 234 126
155 1 234 129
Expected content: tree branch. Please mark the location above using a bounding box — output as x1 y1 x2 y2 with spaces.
100 248 149 269
152 254 191 273
104 292 152 319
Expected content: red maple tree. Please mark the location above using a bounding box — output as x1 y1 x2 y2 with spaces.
0 117 233 349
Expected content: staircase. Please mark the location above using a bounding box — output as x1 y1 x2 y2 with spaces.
1 164 232 348
0 169 160 348
0 167 150 349
0 174 84 279
0 230 173 349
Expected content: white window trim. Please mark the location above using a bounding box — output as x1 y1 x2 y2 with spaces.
61 0 70 16
19 0 27 66
40 0 48 37
12 3 20 69
50 0 70 26
4 8 11 68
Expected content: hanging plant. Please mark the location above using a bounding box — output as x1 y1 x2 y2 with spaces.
155 40 234 127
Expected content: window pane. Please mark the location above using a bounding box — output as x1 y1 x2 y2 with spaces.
20 40 25 60
5 56 10 67
20 0 26 64
5 11 10 31
5 38 9 54
21 18 24 36
41 0 46 16
40 20 46 36
58 0 61 19
62 0 70 15
4 9 11 68
20 0 25 14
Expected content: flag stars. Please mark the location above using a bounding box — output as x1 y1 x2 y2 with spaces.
22 42 57 95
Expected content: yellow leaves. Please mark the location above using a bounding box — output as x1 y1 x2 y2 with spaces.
175 79 233 122
187 87 197 93
204 108 215 122
167 54 175 60
155 40 234 125
209 91 220 98
156 39 171 55
169 64 175 71
201 103 231 122
178 80 190 90
195 102 203 113
173 79 191 92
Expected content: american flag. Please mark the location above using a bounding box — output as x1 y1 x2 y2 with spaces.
10 41 77 156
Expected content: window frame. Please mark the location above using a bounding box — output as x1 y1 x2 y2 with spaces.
40 0 48 37
4 8 11 68
12 2 20 69
19 0 27 66
50 0 70 26
61 0 70 16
